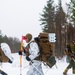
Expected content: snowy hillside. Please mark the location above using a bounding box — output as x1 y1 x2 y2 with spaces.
0 53 74 75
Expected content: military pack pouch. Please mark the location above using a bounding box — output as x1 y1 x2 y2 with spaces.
47 55 56 68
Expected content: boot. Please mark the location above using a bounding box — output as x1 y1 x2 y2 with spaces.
63 68 68 75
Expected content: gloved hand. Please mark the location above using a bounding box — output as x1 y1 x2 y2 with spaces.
19 51 22 55
1 71 7 75
8 59 12 63
26 56 31 61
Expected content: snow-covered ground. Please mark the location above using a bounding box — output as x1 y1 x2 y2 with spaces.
0 53 74 75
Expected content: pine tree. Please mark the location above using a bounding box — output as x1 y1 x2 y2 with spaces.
39 0 55 33
67 0 75 41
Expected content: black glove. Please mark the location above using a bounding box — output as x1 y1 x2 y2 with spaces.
19 51 22 55
8 59 12 63
26 56 31 61
1 71 7 75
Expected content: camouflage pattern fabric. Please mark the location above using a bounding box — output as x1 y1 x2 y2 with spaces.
0 48 9 62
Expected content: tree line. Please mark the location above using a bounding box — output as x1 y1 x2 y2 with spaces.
0 30 20 53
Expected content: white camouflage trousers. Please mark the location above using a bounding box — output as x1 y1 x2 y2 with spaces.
26 60 44 75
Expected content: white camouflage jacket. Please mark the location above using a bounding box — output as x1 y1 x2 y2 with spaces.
28 41 40 60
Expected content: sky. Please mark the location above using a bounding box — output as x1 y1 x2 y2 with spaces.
0 53 74 75
0 0 70 40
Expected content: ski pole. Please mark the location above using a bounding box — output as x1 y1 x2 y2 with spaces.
22 65 29 70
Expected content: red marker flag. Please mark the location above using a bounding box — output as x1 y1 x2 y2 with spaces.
22 36 27 40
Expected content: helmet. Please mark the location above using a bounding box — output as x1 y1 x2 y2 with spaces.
25 33 32 42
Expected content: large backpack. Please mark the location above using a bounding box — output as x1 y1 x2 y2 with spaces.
34 33 56 68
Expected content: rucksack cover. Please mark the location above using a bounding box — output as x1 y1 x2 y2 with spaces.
34 33 56 68
0 47 9 62
0 43 13 62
